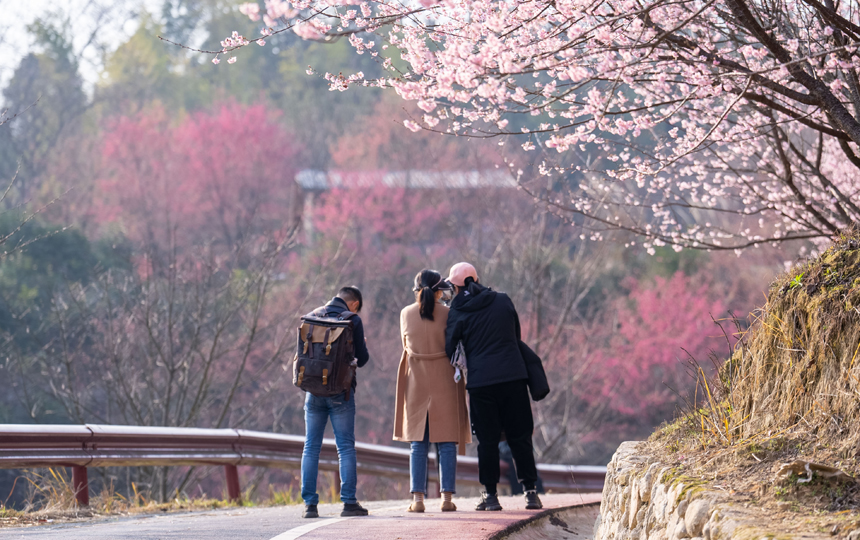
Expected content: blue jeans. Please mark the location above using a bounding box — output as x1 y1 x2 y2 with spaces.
410 422 457 494
301 392 357 505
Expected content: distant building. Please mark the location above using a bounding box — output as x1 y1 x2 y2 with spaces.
294 169 517 240
295 169 517 191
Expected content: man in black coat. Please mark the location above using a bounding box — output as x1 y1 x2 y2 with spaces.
444 262 542 511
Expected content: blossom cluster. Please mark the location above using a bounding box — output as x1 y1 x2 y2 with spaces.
220 31 250 49
229 0 860 251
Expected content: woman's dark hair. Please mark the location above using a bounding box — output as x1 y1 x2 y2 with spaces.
414 269 444 320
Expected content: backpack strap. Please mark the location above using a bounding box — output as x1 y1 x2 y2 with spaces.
323 328 332 355
339 311 356 321
305 323 315 359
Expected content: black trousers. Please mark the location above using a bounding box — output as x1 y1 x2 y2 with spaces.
468 379 538 490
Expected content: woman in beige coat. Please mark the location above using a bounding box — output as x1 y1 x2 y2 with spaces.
393 269 471 513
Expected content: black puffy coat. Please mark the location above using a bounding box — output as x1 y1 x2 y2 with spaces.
445 282 528 389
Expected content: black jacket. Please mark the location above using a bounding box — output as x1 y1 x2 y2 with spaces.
312 297 370 390
445 282 527 389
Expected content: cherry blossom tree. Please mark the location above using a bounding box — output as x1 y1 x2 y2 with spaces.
330 96 507 170
213 0 860 252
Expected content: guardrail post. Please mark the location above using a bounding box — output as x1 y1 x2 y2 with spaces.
72 466 89 506
225 465 241 503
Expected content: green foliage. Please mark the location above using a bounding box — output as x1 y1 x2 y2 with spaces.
788 272 804 289
99 14 186 113
1 19 87 192
630 245 704 280
578 243 705 314
161 0 205 46
89 1 387 168
0 217 131 350
27 16 77 68
257 31 384 167
266 485 301 506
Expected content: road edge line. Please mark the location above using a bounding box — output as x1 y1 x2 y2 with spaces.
268 517 349 540
266 503 408 540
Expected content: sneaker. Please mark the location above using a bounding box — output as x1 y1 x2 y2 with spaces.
341 502 369 516
302 504 319 518
475 492 502 511
524 490 543 510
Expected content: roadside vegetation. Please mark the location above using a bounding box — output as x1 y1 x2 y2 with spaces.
648 229 860 531
0 467 348 527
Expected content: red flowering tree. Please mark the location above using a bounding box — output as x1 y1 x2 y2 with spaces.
589 272 725 428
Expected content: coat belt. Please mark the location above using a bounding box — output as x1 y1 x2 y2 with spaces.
406 350 448 360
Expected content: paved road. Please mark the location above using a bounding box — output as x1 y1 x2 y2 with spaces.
0 493 601 540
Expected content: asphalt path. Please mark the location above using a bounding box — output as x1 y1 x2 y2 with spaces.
0 493 601 540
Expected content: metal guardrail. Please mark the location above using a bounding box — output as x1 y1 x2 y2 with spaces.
0 424 606 505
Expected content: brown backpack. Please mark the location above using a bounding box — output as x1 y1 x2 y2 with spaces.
293 308 357 400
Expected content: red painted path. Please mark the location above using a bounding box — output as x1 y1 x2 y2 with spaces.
0 493 602 539
296 493 602 540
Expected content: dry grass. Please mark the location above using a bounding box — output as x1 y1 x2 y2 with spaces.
0 466 409 528
0 468 244 528
729 230 860 449
663 230 860 456
645 230 860 534
0 468 322 528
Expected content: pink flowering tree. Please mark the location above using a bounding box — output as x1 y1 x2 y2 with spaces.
588 272 725 429
201 0 860 252
95 101 300 257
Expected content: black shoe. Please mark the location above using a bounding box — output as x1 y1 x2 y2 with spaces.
303 504 319 518
524 490 543 510
341 502 369 516
475 492 502 511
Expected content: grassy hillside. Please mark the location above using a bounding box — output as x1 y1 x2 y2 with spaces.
652 230 860 520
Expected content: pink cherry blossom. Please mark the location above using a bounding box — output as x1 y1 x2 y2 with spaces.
227 0 860 251
238 2 261 21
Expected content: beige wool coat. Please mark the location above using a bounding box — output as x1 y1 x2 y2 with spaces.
393 302 471 454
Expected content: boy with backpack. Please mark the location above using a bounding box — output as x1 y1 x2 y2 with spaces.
295 286 370 518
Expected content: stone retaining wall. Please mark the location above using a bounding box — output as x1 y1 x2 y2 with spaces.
593 441 826 540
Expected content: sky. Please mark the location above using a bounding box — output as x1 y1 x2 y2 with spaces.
0 0 162 96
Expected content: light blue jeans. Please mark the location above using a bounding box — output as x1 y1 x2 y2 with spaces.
301 391 357 505
410 421 457 494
